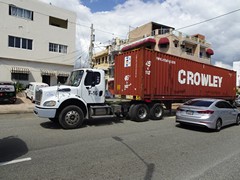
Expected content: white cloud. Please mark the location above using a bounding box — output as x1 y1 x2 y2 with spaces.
214 61 233 70
39 0 240 69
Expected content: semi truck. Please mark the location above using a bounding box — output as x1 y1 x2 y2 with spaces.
34 48 236 129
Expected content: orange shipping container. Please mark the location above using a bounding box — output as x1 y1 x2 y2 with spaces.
114 48 236 101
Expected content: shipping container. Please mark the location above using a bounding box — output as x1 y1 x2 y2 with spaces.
114 48 236 101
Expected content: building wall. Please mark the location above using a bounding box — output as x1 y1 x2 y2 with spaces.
153 33 211 64
0 0 76 86
129 22 153 42
233 61 240 87
128 22 212 64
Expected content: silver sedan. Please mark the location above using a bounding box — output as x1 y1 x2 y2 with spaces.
176 98 240 131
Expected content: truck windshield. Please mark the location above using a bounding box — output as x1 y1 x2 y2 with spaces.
66 70 84 87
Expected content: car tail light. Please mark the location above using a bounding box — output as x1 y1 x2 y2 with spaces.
197 110 214 114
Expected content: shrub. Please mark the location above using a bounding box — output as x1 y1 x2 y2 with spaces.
15 82 24 93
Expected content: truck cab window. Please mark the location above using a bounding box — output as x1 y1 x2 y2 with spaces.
85 72 101 86
67 70 84 87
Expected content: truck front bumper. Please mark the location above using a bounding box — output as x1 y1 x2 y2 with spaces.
34 106 56 118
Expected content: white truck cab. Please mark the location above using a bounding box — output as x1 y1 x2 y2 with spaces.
34 68 120 129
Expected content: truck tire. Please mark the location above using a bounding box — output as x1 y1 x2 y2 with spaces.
59 105 84 129
127 104 135 119
149 103 164 120
131 104 149 122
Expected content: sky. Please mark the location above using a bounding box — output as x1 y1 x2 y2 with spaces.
39 0 240 69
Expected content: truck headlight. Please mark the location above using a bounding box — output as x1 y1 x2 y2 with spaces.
43 100 56 107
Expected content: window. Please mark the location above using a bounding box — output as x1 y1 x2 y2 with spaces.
49 16 68 29
11 73 29 81
9 5 33 20
57 76 68 84
67 70 84 87
159 44 168 48
49 43 67 54
215 101 233 109
8 36 33 50
186 47 193 55
84 71 101 86
184 100 214 107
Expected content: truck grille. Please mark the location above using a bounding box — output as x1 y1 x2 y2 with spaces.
35 90 42 105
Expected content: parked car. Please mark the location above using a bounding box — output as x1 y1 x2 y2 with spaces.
25 82 49 102
235 96 240 106
0 81 16 104
176 98 240 131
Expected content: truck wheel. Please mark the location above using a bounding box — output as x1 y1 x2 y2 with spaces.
127 104 135 119
59 105 84 129
149 103 164 120
131 104 149 122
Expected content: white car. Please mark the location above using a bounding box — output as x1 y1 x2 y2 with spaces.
25 82 49 102
176 98 240 131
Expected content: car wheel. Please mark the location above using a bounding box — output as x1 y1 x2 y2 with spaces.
131 104 149 122
236 115 240 125
59 105 84 129
149 103 164 120
215 119 222 132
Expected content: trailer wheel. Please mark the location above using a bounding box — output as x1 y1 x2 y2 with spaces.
150 103 164 120
131 104 149 122
59 105 84 129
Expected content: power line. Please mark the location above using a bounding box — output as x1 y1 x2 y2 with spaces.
176 8 240 30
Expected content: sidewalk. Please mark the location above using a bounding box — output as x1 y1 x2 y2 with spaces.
0 93 34 114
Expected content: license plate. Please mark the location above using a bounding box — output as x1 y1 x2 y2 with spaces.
186 110 194 115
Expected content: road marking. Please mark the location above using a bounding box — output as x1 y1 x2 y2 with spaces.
0 157 32 166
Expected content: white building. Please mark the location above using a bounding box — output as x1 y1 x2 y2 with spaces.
0 0 76 86
233 61 240 87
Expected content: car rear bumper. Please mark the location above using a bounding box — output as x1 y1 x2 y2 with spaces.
176 118 216 129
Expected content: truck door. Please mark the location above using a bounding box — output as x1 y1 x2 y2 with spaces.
81 70 105 104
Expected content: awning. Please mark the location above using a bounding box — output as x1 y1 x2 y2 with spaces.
206 48 214 55
122 37 156 51
41 69 56 76
158 37 169 45
11 67 30 74
57 72 69 77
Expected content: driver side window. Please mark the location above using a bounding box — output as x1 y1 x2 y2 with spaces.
84 72 101 86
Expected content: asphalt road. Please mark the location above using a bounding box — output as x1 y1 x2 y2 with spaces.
1 113 240 180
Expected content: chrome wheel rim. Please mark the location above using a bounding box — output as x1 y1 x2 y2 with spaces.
154 106 162 118
138 107 147 119
65 110 79 125
216 120 221 130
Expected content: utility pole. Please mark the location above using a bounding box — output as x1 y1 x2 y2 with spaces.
89 24 95 68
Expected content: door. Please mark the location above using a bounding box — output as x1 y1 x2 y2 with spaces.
216 101 237 125
81 70 105 104
222 101 238 124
